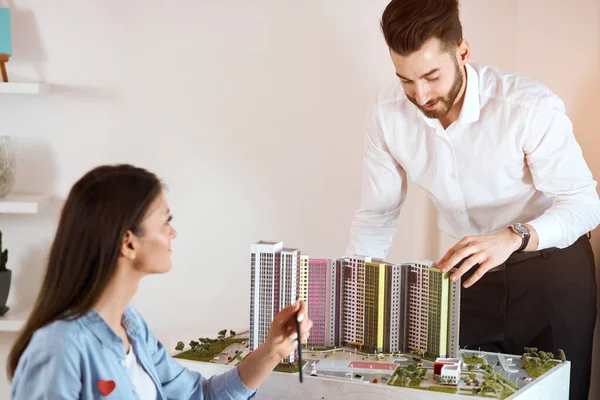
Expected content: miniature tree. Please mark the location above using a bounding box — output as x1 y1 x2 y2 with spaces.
189 340 199 351
175 341 184 351
200 337 212 346
523 347 538 357
0 231 8 272
538 351 551 361
410 347 425 357
557 349 566 362
230 330 236 337
218 329 227 338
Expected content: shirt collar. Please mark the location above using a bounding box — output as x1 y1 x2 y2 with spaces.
78 306 142 354
420 62 480 128
458 63 480 124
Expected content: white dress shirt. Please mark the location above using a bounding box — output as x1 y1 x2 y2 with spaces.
347 63 600 259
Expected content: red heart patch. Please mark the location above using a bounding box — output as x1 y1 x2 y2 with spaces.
98 379 116 396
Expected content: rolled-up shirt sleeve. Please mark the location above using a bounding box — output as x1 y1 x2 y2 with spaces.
346 103 407 259
524 97 600 250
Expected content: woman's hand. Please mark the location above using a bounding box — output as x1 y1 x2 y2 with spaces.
238 300 313 390
264 300 313 360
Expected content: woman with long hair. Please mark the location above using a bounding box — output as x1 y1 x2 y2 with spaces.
8 164 312 399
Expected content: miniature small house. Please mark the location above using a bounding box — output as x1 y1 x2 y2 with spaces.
433 357 461 386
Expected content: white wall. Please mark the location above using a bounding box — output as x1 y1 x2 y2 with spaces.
0 0 598 398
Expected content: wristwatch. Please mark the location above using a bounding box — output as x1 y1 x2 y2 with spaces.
510 223 530 252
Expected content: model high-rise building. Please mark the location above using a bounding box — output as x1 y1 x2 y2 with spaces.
299 255 309 304
250 240 461 360
341 256 366 349
305 259 328 347
339 256 410 355
406 261 461 359
328 259 344 348
385 263 409 354
363 259 387 352
249 241 300 363
299 258 342 348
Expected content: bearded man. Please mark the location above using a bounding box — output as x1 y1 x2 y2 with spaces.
345 1 600 399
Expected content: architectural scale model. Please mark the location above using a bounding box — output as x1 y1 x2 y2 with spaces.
172 239 569 398
244 241 571 398
249 240 461 362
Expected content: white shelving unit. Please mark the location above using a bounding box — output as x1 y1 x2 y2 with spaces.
0 192 48 332
0 306 31 332
0 82 48 95
0 193 49 214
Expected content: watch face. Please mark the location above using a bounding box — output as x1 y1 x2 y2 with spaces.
513 223 529 235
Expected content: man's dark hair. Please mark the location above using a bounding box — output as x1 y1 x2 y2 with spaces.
381 0 463 55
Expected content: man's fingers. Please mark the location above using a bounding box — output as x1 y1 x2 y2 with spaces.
441 245 479 273
438 240 472 270
463 261 494 288
449 253 485 283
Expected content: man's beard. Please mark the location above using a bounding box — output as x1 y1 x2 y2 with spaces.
407 59 464 119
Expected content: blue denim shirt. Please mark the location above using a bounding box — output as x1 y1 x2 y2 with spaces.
11 307 257 399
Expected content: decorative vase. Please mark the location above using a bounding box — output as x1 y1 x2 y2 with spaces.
0 136 16 198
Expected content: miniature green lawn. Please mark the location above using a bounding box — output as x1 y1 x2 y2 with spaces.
522 358 559 378
493 372 519 390
173 338 246 362
462 355 485 365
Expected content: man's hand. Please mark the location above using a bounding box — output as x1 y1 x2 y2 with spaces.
436 228 523 288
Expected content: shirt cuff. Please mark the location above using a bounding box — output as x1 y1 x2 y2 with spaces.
222 367 258 399
526 212 565 250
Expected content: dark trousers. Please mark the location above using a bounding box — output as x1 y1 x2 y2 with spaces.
459 235 597 400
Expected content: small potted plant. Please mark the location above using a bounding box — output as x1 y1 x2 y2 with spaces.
0 230 11 315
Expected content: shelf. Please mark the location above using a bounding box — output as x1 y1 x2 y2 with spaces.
0 193 49 214
0 82 48 94
0 305 31 332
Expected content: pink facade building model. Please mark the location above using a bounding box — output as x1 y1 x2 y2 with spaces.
249 240 461 361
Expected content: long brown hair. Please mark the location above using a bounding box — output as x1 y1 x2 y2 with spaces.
7 164 163 380
380 0 463 55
